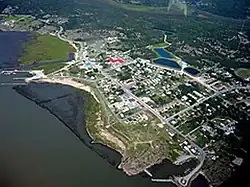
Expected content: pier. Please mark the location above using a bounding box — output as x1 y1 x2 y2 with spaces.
144 169 153 177
151 178 177 185
1 70 46 82
0 70 46 87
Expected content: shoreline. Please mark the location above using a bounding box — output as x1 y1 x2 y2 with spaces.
31 77 184 178
33 77 100 103
13 81 123 166
34 77 129 168
31 77 161 177
31 77 129 166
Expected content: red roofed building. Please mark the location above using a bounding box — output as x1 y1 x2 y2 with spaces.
108 57 125 64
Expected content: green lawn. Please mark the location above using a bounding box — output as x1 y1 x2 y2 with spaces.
235 68 250 80
19 34 75 66
31 63 67 74
2 15 22 21
1 15 33 22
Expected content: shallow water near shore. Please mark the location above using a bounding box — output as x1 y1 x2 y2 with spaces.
0 31 31 69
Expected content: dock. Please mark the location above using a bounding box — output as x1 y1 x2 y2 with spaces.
144 169 153 177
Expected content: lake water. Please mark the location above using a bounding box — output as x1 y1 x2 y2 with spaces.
153 48 175 59
183 67 200 76
154 58 182 70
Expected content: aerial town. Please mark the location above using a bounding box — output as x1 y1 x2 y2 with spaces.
0 6 249 187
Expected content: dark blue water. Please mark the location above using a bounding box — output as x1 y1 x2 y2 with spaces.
191 174 209 187
154 58 182 70
154 48 175 59
165 31 174 36
184 67 200 76
0 31 68 70
0 31 31 69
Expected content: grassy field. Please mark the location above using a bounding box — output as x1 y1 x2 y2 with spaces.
235 68 250 80
106 0 169 12
19 34 75 66
1 15 22 21
77 87 100 135
1 14 33 22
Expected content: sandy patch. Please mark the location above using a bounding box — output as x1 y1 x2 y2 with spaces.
100 130 126 152
35 77 100 103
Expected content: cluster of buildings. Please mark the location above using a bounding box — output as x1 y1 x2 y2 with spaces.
97 77 154 125
180 140 200 156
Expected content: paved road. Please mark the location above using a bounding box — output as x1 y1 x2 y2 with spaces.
173 85 250 186
46 26 85 77
182 71 217 92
